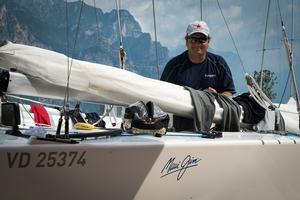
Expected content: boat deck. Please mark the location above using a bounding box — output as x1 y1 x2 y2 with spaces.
1 127 300 146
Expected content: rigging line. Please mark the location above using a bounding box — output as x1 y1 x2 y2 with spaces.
277 0 293 105
200 0 203 20
64 0 70 106
289 0 294 97
93 0 101 42
277 0 300 128
20 103 35 125
291 0 294 50
65 0 85 103
259 0 271 89
6 94 61 109
276 0 292 65
278 71 291 108
152 0 160 79
216 0 246 73
116 0 123 46
115 0 126 69
276 0 293 96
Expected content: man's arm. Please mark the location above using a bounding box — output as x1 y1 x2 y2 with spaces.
207 87 232 97
221 91 233 97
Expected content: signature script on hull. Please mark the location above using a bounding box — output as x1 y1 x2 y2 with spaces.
161 155 201 181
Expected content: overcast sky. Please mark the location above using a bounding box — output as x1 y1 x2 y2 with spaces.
82 0 299 71
73 0 299 100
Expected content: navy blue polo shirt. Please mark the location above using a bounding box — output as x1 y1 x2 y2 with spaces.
161 51 236 94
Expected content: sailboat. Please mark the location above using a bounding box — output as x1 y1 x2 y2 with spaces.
0 0 300 200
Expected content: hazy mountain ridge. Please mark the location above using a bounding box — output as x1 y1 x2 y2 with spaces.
0 0 169 78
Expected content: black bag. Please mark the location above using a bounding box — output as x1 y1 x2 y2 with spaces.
85 112 106 128
123 101 169 131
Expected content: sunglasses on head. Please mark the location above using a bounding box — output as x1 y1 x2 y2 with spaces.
188 36 208 43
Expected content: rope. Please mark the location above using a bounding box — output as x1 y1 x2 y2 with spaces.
93 0 101 42
60 0 85 135
200 0 203 20
115 0 126 69
276 0 300 128
245 73 275 109
291 0 294 59
92 105 113 126
276 0 292 68
21 103 35 125
259 0 271 88
276 0 293 104
278 70 291 108
65 0 85 103
116 0 123 47
216 0 246 73
64 0 70 106
290 0 294 97
247 85 268 110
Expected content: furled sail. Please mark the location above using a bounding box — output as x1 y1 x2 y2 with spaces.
0 41 223 120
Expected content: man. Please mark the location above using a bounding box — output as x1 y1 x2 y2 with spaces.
161 20 236 131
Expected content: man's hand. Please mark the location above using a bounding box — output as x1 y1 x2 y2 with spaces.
207 87 217 93
207 87 232 97
221 91 233 97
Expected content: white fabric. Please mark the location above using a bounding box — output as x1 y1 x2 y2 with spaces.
255 109 275 131
0 41 222 120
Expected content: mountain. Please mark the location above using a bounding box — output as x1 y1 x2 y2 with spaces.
0 0 169 78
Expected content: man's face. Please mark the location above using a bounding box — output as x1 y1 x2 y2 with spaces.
186 33 210 56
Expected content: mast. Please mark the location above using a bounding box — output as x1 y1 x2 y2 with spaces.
277 0 300 129
152 0 160 79
281 22 300 129
259 0 271 89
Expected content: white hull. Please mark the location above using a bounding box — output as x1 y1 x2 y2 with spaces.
1 131 300 200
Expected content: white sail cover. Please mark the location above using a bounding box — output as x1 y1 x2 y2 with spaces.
0 41 224 120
